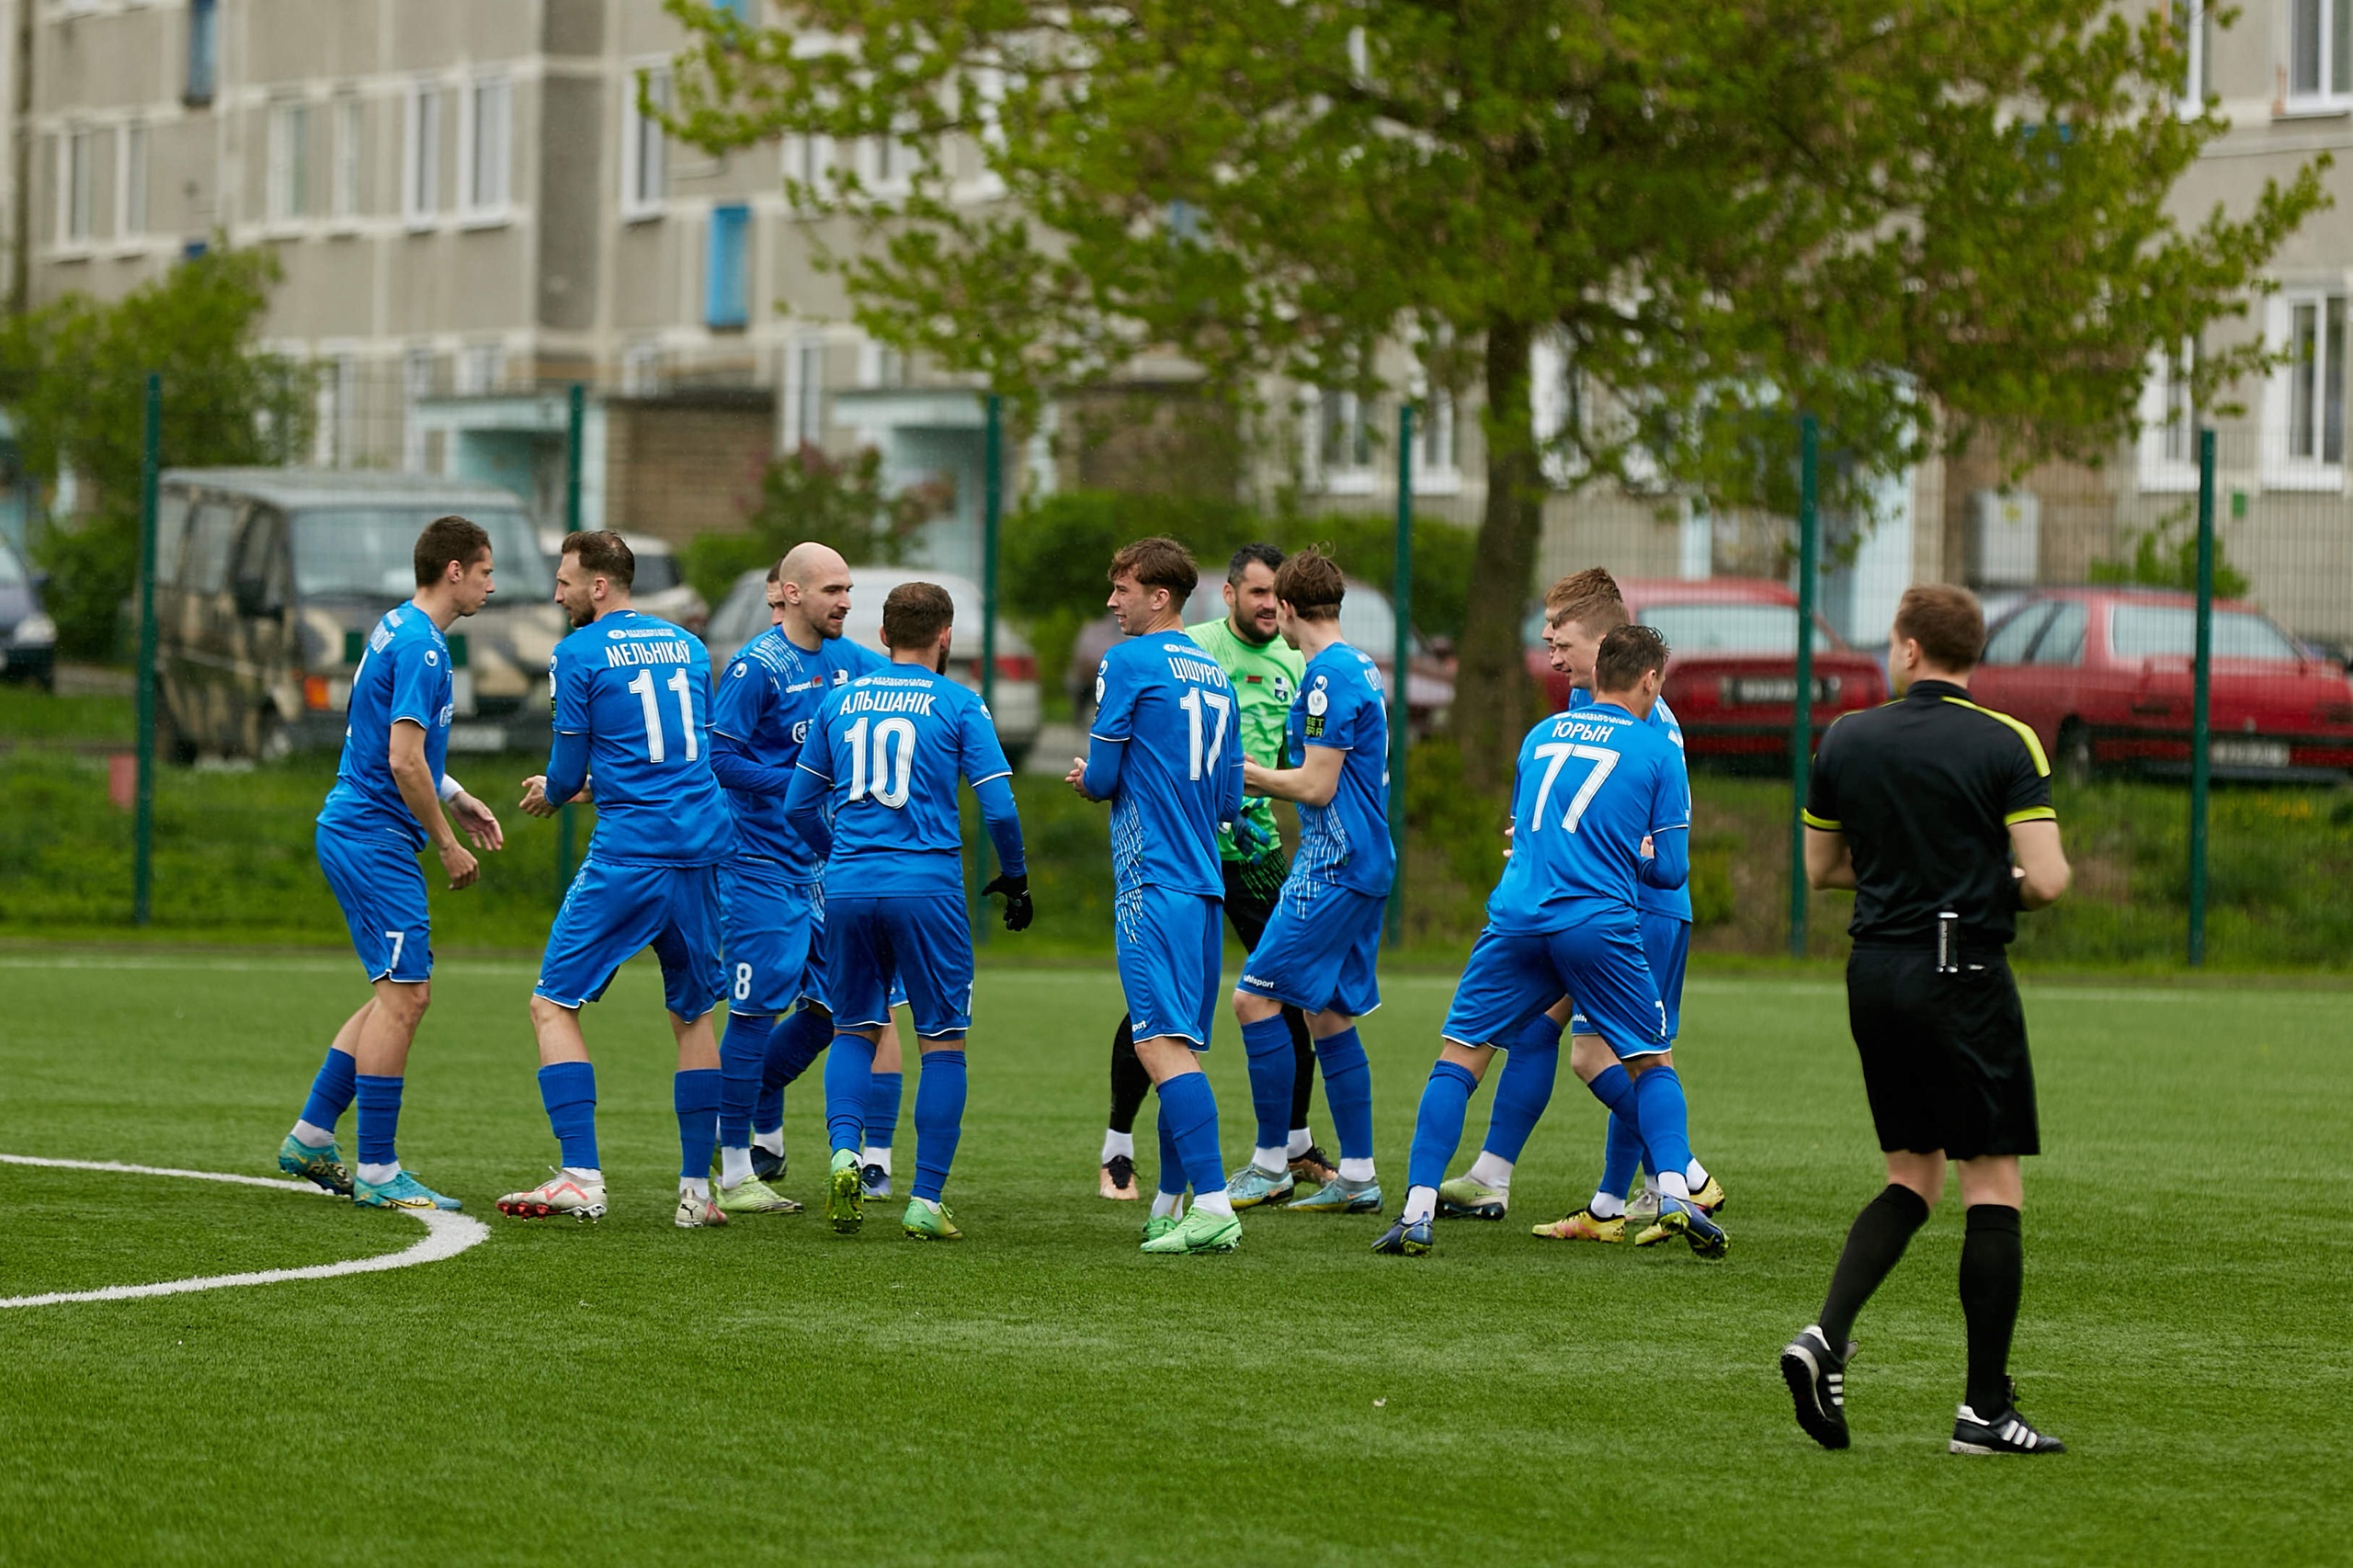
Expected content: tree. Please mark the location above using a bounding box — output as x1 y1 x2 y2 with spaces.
679 442 951 606
0 247 309 657
666 0 2325 788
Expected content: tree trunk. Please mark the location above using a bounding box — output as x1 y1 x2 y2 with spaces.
1454 314 1543 795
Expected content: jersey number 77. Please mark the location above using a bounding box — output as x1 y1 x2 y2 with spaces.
1529 742 1618 834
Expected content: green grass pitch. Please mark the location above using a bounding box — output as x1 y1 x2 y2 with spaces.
1 953 2345 1566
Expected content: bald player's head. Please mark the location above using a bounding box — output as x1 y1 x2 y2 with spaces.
775 541 855 647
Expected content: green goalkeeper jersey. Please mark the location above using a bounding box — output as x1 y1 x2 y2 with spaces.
1186 615 1306 862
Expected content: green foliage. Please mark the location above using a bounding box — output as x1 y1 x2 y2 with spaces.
0 248 310 658
2089 509 2252 600
680 443 949 607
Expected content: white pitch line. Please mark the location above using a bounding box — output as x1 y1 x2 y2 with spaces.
0 1153 490 1310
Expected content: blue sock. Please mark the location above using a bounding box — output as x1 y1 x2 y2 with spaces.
298 1048 358 1134
1600 1110 1645 1199
1240 1014 1295 1153
354 1074 403 1168
537 1061 599 1170
1483 1017 1562 1163
1156 1113 1186 1197
1631 1064 1693 1187
1407 1061 1479 1191
760 1006 833 1131
911 1051 966 1202
866 1071 904 1151
1313 1028 1375 1165
719 1012 773 1148
1154 1072 1226 1197
823 1033 876 1155
674 1067 721 1180
1586 1062 1637 1120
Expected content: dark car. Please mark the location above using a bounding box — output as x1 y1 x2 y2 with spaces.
0 534 56 689
1968 586 2353 783
1524 576 1889 761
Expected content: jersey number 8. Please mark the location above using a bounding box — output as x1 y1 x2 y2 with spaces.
845 714 915 809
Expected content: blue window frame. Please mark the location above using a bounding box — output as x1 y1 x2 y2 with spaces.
711 0 755 21
706 205 750 330
186 0 218 105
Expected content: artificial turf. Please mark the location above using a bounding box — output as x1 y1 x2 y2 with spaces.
0 953 2345 1566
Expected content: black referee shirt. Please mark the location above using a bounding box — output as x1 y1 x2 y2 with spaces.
1802 678 2055 948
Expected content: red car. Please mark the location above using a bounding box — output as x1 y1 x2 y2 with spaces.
1524 577 1890 761
1967 587 2353 783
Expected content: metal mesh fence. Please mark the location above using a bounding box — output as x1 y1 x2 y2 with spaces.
0 351 2347 971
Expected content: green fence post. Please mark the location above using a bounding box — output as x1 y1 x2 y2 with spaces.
132 371 162 926
1387 402 1414 947
1787 413 1819 960
2187 426 2216 968
557 382 585 895
975 392 1005 942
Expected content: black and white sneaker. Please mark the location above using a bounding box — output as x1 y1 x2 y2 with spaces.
1951 1381 2065 1455
750 1144 786 1185
1780 1324 1853 1450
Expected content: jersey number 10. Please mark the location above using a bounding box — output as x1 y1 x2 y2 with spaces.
1177 687 1232 781
845 715 915 809
626 667 700 764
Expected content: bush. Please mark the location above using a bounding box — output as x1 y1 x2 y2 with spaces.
681 444 951 607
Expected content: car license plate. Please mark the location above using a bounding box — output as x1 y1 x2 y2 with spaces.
2210 737 2289 768
448 724 508 753
1726 676 1835 705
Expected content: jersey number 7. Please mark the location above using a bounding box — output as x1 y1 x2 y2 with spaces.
1529 742 1618 834
1178 687 1232 781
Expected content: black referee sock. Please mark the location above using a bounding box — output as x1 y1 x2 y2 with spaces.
1108 1017 1151 1136
1960 1204 2025 1416
1819 1183 1932 1350
1284 1004 1316 1131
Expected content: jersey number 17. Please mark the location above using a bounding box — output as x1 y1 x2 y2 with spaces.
1178 687 1231 780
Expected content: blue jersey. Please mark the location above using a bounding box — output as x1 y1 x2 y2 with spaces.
1571 686 1693 923
798 666 1013 897
1286 641 1393 900
710 626 890 867
550 609 734 866
1089 631 1244 900
1487 699 1689 934
317 601 452 850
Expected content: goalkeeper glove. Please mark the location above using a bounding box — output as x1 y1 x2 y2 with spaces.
981 871 1034 932
1228 813 1267 859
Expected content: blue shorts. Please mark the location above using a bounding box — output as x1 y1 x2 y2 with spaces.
1571 912 1690 1042
316 822 431 984
1236 886 1385 1018
536 858 727 1020
823 893 973 1040
720 858 817 1016
1116 885 1222 1048
1444 915 1667 1060
801 881 909 1016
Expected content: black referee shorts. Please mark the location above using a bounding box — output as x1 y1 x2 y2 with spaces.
1220 847 1288 951
1845 948 2039 1161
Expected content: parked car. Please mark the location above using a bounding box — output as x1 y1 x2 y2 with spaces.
539 529 707 633
700 565 1042 767
152 470 565 760
0 534 56 689
1968 586 2353 783
1524 576 1890 762
1066 575 1456 737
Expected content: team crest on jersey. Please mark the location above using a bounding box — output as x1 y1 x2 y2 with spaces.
791 721 811 744
1306 678 1329 716
833 669 851 685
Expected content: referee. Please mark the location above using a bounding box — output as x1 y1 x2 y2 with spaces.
1779 584 2073 1457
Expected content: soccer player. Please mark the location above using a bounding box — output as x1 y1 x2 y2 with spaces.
1779 584 2069 1457
279 517 504 1212
1226 548 1388 1214
1066 537 1245 1256
1442 570 1725 1242
783 581 1033 1240
705 543 891 1218
497 530 737 1228
1098 542 1327 1200
1373 625 1725 1260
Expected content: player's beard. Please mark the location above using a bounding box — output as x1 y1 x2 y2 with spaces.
935 644 949 675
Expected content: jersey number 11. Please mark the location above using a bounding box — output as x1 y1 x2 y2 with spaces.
627 667 699 764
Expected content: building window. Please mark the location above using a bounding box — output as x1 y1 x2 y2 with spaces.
2287 0 2352 108
119 121 148 238
2172 1 2212 113
621 343 664 396
707 204 751 329
1318 388 1373 492
332 94 361 219
404 85 442 225
269 100 312 222
2138 340 2199 492
186 0 218 106
1420 392 1456 472
785 133 830 201
870 122 914 191
2268 291 2347 486
456 343 505 395
622 67 670 220
59 128 96 246
710 0 754 20
463 74 512 216
791 337 826 445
